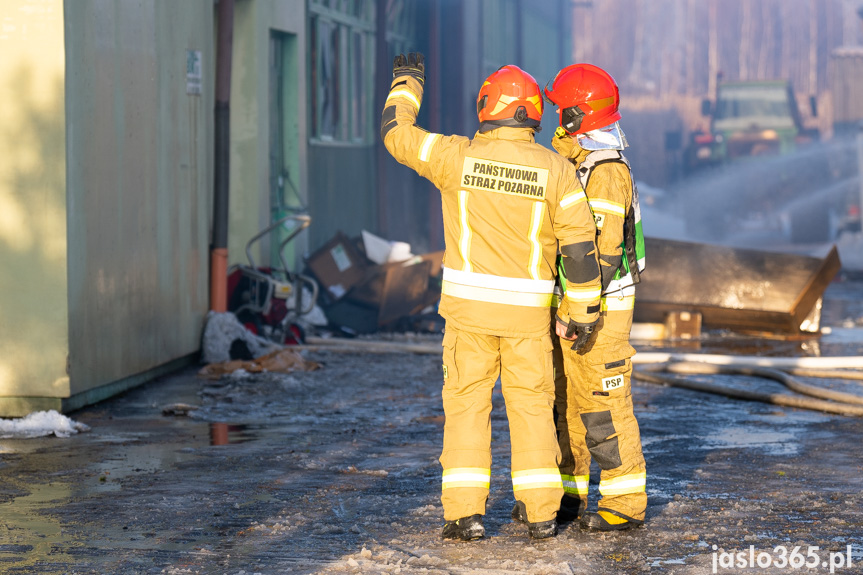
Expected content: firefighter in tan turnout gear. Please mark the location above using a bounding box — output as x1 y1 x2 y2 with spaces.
544 63 648 531
381 53 603 541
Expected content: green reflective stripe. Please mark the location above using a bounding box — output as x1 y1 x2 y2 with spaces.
561 474 589 495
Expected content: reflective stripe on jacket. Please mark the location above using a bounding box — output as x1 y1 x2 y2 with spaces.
382 75 601 337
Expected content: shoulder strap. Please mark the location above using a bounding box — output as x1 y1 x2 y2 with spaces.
577 149 623 190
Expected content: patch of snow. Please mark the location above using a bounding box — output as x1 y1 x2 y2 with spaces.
0 410 90 439
705 426 798 456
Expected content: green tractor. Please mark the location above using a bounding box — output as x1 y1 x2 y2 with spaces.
685 80 816 174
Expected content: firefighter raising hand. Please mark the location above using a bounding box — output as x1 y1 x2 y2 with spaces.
392 52 425 83
381 59 602 542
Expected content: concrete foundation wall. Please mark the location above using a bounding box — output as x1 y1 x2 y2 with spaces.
0 0 69 413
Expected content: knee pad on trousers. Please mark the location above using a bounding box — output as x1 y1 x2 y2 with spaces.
581 411 622 470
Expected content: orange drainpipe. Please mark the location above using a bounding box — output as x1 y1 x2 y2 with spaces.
210 0 234 312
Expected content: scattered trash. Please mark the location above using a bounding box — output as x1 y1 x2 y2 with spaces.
197 348 321 379
0 410 90 439
360 230 413 264
161 403 200 417
304 230 443 334
201 311 282 364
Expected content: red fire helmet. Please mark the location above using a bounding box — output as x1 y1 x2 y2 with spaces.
543 63 621 135
476 65 544 132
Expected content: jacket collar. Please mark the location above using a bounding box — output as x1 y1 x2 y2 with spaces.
474 126 536 143
571 139 591 165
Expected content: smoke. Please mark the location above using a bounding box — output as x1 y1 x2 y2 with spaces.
669 137 859 246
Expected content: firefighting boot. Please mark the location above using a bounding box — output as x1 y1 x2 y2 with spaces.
510 501 559 540
556 495 585 524
514 495 583 525
441 514 485 541
580 508 643 532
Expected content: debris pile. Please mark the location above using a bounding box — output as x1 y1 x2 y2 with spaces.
199 311 319 377
304 230 444 335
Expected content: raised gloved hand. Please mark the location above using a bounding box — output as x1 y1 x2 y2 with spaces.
556 316 597 351
551 126 579 159
393 52 425 84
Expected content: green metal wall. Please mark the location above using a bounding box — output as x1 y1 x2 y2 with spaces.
228 0 308 270
62 0 214 412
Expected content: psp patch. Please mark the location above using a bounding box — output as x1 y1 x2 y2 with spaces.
601 374 625 391
594 212 605 229
461 157 549 199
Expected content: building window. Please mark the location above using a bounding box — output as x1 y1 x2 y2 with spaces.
384 0 417 63
310 0 375 144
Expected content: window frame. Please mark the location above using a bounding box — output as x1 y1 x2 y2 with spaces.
309 0 376 145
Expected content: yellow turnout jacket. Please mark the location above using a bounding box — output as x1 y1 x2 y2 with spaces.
382 75 601 338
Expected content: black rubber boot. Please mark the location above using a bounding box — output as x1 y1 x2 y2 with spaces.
510 501 559 540
511 500 528 523
557 495 584 524
580 508 643 531
441 514 485 541
528 519 558 539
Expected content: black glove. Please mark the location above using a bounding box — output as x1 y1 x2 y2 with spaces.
393 52 425 84
557 316 597 351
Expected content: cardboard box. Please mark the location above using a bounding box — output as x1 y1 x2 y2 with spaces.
311 232 444 330
348 259 433 326
305 232 368 301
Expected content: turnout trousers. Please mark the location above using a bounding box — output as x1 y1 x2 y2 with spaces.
440 325 564 523
553 295 647 521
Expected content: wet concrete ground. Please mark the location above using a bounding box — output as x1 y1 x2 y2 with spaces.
1 278 862 574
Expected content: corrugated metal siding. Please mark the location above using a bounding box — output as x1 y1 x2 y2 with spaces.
308 143 377 248
64 1 213 395
830 49 863 129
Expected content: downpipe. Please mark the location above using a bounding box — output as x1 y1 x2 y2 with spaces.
210 0 235 312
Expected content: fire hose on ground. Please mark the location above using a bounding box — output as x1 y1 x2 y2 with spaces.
632 362 863 417
300 336 863 417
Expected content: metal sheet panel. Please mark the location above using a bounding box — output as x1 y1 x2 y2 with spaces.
634 238 841 334
65 1 213 396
